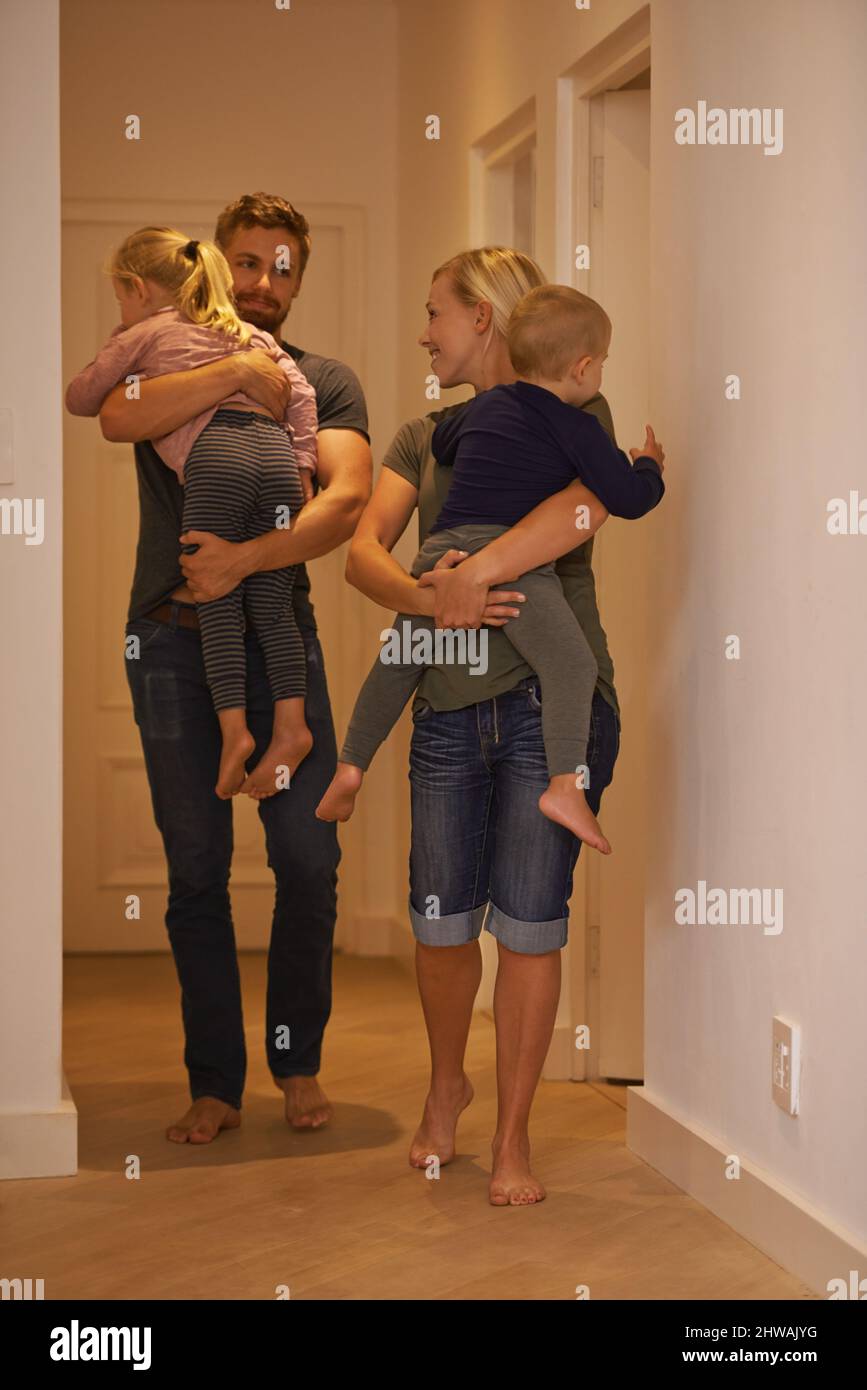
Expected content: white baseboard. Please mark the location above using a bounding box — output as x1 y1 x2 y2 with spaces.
0 1074 77 1180
627 1086 867 1297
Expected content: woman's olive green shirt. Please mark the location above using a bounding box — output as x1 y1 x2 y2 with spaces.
381 392 619 717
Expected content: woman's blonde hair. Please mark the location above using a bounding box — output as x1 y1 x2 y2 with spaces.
108 226 251 344
431 246 547 337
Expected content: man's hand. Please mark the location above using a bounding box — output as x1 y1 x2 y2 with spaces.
179 530 252 602
630 423 665 471
234 348 292 421
417 549 525 629
300 471 315 504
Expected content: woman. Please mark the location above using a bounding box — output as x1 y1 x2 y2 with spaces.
345 247 625 1205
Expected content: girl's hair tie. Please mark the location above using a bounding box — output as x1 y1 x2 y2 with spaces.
183 239 199 260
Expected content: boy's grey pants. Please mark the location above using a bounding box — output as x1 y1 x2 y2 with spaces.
340 523 598 778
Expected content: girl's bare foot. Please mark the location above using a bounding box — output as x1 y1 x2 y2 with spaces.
539 776 611 853
216 729 256 799
166 1097 241 1144
489 1134 546 1206
274 1074 333 1129
243 726 313 799
316 762 364 821
409 1073 474 1168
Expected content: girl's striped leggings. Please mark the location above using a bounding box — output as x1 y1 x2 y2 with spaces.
181 408 306 712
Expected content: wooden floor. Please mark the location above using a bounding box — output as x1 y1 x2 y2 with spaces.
2 954 816 1301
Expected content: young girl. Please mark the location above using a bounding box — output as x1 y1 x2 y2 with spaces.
66 225 318 800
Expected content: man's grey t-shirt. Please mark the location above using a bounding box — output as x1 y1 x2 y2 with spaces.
127 342 369 632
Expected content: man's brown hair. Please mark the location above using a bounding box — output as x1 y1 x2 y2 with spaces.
507 285 611 379
215 192 312 278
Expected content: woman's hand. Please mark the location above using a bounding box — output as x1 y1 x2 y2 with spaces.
417 549 525 629
234 348 292 421
178 530 253 602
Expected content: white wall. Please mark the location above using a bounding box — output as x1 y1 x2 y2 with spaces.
646 0 867 1244
0 0 76 1176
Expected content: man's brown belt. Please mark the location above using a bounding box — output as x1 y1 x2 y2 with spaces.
144 601 200 630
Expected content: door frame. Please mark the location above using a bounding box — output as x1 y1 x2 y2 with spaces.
547 7 651 1083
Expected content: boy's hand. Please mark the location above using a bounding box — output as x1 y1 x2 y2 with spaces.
234 348 292 420
630 424 665 472
300 471 315 504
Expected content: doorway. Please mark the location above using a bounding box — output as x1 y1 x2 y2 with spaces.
555 9 652 1084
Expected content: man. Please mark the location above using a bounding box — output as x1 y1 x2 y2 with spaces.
100 193 372 1143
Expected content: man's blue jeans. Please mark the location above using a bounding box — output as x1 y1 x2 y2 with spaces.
124 606 340 1110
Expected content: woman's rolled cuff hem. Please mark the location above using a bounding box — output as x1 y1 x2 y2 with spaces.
409 897 487 946
486 903 568 955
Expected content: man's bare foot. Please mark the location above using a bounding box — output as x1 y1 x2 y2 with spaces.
242 727 313 800
166 1097 241 1145
216 730 256 799
316 762 364 822
539 776 611 853
274 1074 333 1129
409 1073 474 1168
489 1134 546 1206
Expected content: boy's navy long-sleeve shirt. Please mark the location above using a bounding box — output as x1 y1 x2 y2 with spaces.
430 380 664 532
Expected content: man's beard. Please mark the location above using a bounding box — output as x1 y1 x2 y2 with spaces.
235 298 284 340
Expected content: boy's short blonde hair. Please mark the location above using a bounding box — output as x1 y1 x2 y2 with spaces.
507 285 611 379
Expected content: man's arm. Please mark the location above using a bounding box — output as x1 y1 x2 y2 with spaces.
99 349 292 442
179 427 372 602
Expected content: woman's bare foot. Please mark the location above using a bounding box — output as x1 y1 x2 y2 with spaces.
243 726 313 800
216 729 256 799
489 1134 546 1206
539 776 611 853
409 1073 474 1168
316 762 364 822
274 1074 333 1129
166 1097 241 1144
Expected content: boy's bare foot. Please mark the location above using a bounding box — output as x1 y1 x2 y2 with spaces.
216 729 256 799
409 1073 474 1168
316 762 364 822
274 1074 333 1129
166 1097 241 1144
242 726 313 800
489 1135 546 1206
539 776 611 853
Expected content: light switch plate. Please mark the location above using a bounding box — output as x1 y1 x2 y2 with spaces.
772 1017 800 1115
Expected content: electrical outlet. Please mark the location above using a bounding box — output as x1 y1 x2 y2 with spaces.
772 1017 800 1115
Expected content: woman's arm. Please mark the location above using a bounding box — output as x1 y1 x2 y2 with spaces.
345 469 526 623
99 349 291 442
344 469 428 613
418 479 609 629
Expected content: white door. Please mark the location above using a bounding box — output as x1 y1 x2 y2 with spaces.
582 87 652 1079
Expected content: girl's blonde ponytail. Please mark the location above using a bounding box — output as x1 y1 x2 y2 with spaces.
108 227 252 344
